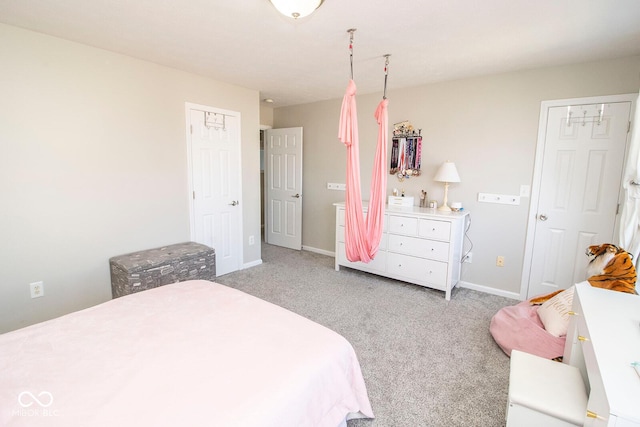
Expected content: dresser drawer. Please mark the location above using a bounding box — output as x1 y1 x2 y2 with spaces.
387 252 447 288
387 234 449 262
337 226 387 249
337 209 387 231
388 215 418 235
418 219 451 241
337 243 387 273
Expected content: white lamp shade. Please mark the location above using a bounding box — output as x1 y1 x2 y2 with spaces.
434 161 461 183
269 0 324 18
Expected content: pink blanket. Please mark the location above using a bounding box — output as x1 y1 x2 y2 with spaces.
0 280 373 426
490 300 566 359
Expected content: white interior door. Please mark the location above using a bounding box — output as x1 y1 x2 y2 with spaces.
524 97 632 299
188 105 242 276
265 127 303 250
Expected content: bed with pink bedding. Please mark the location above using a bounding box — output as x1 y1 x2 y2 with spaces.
0 280 373 426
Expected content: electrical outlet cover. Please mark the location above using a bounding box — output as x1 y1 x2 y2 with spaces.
30 281 44 298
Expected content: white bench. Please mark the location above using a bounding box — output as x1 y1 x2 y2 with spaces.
506 350 588 427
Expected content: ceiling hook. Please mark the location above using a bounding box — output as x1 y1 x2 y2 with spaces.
382 54 391 99
347 28 357 79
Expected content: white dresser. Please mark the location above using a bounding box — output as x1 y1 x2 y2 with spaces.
334 202 468 300
564 282 640 426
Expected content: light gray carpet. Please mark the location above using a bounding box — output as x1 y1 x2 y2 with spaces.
215 242 515 427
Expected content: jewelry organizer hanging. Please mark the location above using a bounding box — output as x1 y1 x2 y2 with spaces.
390 120 422 181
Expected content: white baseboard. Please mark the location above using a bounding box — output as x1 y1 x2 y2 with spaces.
302 245 335 257
459 280 521 300
242 259 263 269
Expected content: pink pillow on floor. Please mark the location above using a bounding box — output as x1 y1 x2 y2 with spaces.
490 300 566 359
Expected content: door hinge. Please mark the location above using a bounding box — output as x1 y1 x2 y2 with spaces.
629 121 632 134
190 124 193 134
193 191 196 200
617 203 620 215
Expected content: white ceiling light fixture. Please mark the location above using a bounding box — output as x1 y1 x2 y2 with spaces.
269 0 324 19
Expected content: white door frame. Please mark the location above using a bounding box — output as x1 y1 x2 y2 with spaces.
260 125 272 238
519 93 636 300
185 101 243 272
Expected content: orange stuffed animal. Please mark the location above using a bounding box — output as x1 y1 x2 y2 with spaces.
530 243 637 305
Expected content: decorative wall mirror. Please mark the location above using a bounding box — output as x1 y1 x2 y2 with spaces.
390 120 422 181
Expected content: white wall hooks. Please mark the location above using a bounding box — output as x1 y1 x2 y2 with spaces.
478 193 520 205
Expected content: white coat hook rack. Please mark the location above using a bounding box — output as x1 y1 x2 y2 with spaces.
565 104 608 127
205 112 226 131
598 103 605 125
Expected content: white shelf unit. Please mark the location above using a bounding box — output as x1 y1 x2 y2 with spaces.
334 202 468 300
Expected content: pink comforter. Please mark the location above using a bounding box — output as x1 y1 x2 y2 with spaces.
0 280 373 426
490 300 566 359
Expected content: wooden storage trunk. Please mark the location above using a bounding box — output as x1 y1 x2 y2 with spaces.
109 242 215 298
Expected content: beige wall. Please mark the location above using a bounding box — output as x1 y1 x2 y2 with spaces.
274 56 640 297
0 24 261 333
260 104 274 128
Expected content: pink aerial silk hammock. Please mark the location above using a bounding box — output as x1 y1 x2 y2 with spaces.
338 79 388 263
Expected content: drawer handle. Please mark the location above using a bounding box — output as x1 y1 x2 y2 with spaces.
586 410 605 420
578 336 590 342
568 311 578 316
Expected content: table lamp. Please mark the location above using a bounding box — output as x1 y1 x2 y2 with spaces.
434 161 460 211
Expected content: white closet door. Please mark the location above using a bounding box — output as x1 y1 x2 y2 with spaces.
188 106 243 276
526 99 631 299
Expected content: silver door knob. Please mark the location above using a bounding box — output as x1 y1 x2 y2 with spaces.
538 214 548 221
291 193 301 198
229 200 239 206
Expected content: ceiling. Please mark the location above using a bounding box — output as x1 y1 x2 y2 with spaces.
2 0 640 107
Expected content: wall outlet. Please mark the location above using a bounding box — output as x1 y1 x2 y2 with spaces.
463 252 472 263
249 235 255 245
30 281 44 298
496 256 505 267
